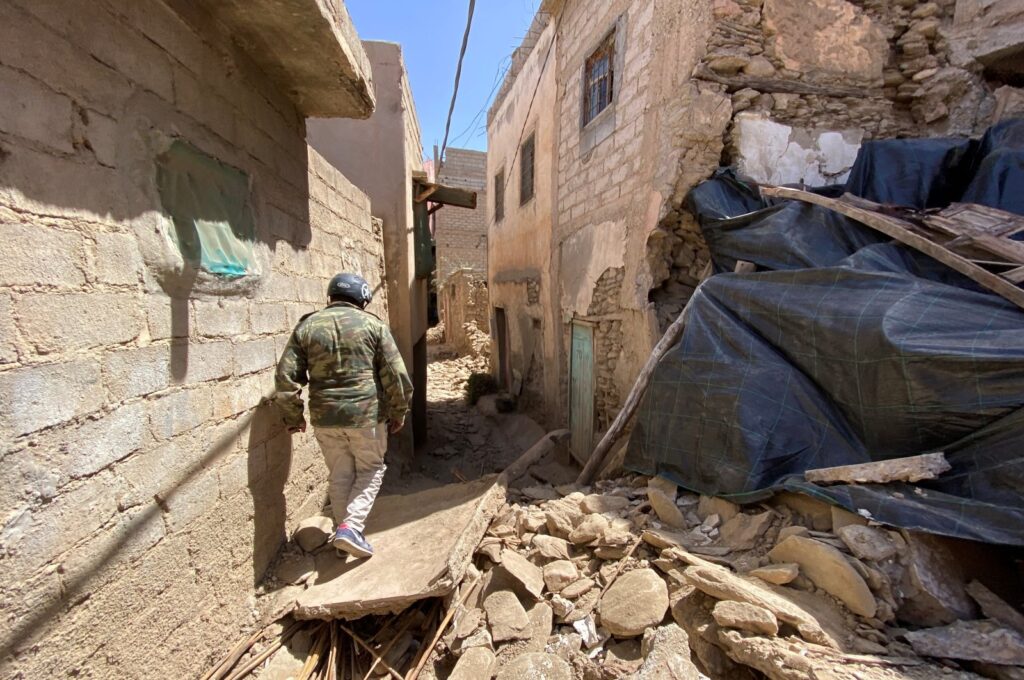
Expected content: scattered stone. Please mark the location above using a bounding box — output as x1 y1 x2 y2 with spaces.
454 607 483 639
701 513 721 531
698 496 739 522
966 581 1024 636
778 525 810 540
532 535 572 560
594 545 629 560
804 452 950 484
456 626 493 655
568 514 610 544
598 568 670 637
523 485 561 501
550 594 574 618
449 647 496 680
906 619 1024 665
604 638 643 675
580 493 630 514
293 516 334 552
768 535 876 618
648 488 687 528
543 560 579 593
483 590 530 642
647 476 677 498
477 542 502 563
276 553 316 585
546 632 582 662
774 492 832 531
830 506 868 531
837 525 897 561
495 652 572 680
561 577 596 600
683 564 835 647
573 616 601 649
748 563 799 585
720 511 774 550
634 623 701 679
712 600 779 636
501 549 545 599
898 531 975 626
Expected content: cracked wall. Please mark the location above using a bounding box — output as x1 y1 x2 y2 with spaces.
0 1 385 676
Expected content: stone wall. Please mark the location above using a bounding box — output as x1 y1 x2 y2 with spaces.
436 148 488 284
439 269 489 356
0 1 384 676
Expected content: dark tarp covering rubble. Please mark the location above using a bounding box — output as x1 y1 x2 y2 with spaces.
626 119 1024 546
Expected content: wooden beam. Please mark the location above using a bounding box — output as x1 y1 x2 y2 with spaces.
760 186 1024 311
693 64 879 98
412 181 477 209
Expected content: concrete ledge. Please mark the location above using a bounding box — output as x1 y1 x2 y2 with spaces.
195 0 375 118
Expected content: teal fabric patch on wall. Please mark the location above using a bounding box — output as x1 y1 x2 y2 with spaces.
156 140 256 278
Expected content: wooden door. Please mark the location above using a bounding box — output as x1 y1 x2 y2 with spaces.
569 322 595 464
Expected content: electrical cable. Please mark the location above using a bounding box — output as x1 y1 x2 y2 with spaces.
439 0 476 163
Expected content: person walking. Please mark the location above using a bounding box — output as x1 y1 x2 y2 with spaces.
274 273 412 558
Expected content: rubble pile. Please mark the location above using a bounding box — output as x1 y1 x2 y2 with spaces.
426 475 1024 680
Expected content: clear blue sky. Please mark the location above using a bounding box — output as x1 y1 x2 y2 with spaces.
347 0 541 161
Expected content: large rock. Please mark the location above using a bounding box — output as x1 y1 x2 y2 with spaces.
293 515 334 552
712 600 779 636
720 511 774 550
532 535 571 560
569 514 610 544
495 652 571 680
501 549 545 599
906 620 1024 665
634 623 701 679
748 563 799 585
449 647 496 680
648 488 687 529
598 568 669 637
768 536 876 618
837 525 897 561
697 495 739 522
898 531 975 626
561 577 595 599
543 560 579 593
966 581 1024 636
483 591 530 642
580 494 630 514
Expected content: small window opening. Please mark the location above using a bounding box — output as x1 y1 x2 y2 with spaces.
583 31 615 127
494 168 505 222
520 134 535 206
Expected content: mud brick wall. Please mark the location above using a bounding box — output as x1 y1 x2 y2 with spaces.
0 1 384 677
436 148 488 284
440 269 489 356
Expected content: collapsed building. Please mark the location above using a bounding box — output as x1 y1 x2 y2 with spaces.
486 0 1024 459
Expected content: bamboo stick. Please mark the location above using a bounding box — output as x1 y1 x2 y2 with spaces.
338 624 404 680
363 610 419 679
406 577 482 680
221 620 308 680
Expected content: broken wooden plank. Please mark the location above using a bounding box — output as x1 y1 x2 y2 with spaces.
693 64 878 98
804 452 950 485
761 186 1024 311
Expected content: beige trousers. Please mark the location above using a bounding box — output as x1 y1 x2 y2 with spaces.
314 425 388 533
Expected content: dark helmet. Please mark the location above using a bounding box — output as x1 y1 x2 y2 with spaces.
327 272 372 308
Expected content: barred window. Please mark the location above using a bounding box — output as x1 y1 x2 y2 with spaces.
494 168 505 222
583 31 615 126
520 134 535 206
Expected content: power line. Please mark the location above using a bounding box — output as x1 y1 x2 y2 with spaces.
448 55 512 148
439 0 476 163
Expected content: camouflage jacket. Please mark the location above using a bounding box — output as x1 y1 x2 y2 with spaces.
274 301 413 429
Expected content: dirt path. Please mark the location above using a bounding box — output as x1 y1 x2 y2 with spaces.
380 342 525 494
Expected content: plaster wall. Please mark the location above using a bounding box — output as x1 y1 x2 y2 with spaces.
0 1 384 676
487 17 560 423
306 40 425 455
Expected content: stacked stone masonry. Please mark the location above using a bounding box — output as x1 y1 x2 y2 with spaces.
0 1 384 677
440 270 490 357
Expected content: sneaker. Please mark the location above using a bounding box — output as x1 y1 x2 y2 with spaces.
331 525 374 558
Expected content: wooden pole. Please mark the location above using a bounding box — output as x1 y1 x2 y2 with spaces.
338 624 404 680
497 429 570 487
363 610 419 679
406 577 482 680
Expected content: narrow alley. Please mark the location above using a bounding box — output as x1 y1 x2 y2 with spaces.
2 0 1024 678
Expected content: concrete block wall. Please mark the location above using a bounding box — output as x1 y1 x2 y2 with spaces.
439 269 489 355
0 1 384 677
436 148 488 284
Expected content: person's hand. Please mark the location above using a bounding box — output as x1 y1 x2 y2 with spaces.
388 418 405 434
287 422 307 434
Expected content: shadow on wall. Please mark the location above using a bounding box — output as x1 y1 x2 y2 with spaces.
0 396 292 660
248 401 293 585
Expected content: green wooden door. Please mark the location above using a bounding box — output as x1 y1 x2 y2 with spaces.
569 322 595 463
